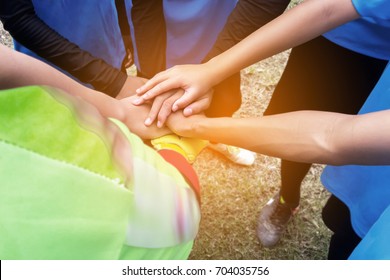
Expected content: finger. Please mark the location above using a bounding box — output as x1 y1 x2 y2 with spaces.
144 96 165 126
135 72 165 95
172 90 198 112
137 79 182 102
131 96 147 106
157 94 179 127
183 97 211 117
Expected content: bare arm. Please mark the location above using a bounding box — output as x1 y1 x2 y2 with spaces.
0 44 123 119
167 110 390 165
136 0 360 109
0 44 170 138
206 0 359 83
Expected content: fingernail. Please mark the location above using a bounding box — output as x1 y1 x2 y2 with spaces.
145 117 152 126
157 121 162 128
184 108 193 116
172 105 178 112
132 98 142 105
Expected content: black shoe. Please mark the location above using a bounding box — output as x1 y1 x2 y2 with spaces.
257 194 298 247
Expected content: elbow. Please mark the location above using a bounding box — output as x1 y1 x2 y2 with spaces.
317 0 360 30
312 116 350 166
320 118 360 166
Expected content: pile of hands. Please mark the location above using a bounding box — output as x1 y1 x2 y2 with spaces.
114 65 213 140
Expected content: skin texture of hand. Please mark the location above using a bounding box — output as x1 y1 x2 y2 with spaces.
139 88 213 128
119 95 171 139
134 64 217 113
143 88 186 128
116 76 148 99
166 111 206 138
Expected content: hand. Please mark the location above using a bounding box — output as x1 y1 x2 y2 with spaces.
133 64 215 112
123 47 133 69
116 76 148 99
144 88 185 128
166 111 207 138
142 88 213 128
119 95 171 139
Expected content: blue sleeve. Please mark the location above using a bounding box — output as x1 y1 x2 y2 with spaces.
352 0 390 19
0 0 126 97
349 205 390 260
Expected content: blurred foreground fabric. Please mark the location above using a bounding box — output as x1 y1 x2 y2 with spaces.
0 86 200 259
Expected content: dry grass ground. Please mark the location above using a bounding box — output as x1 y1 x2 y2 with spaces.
189 52 331 260
188 0 331 260
0 5 331 259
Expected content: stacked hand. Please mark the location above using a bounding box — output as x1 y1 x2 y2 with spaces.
119 95 171 139
132 64 216 127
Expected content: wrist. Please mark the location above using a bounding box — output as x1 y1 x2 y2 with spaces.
113 100 127 122
91 89 126 121
191 118 211 139
194 117 233 144
205 56 230 86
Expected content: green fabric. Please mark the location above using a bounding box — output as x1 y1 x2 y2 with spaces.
0 141 131 260
0 86 122 181
0 86 196 259
120 242 194 260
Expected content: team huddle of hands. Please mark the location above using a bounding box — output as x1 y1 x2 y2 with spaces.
116 64 214 140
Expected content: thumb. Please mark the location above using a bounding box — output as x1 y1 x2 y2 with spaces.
172 89 200 112
183 97 211 116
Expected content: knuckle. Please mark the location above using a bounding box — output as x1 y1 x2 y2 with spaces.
161 102 172 111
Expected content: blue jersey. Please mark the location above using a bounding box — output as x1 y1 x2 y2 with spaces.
128 0 237 69
321 1 390 248
15 0 127 69
349 205 390 259
323 0 390 60
321 62 390 238
163 0 237 67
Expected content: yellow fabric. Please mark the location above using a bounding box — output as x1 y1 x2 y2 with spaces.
151 134 208 164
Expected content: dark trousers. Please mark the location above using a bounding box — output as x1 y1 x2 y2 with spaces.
131 0 241 118
264 36 388 207
322 195 362 259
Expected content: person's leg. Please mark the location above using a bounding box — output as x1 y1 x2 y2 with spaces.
130 0 166 78
257 36 387 247
279 161 312 208
322 195 362 259
206 72 257 166
205 72 242 118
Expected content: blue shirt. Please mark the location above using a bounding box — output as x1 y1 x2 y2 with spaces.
128 0 237 69
323 0 390 60
349 205 390 259
15 0 126 69
163 0 237 67
321 1 390 247
321 63 390 239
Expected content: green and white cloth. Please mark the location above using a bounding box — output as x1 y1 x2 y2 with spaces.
0 86 200 259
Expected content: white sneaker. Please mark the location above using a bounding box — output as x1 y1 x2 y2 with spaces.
208 143 256 166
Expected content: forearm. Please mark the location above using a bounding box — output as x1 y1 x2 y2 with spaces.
0 45 124 121
206 0 360 84
188 110 390 166
204 0 290 61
